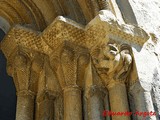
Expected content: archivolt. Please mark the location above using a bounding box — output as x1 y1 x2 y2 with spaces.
0 0 46 31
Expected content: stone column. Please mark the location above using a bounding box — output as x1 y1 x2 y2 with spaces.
7 51 35 120
16 90 35 120
107 81 131 120
58 44 89 120
88 86 105 120
63 86 82 120
130 82 157 120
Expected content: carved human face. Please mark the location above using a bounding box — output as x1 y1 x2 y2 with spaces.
92 43 120 75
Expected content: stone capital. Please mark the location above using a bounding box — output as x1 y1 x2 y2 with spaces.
52 42 90 89
6 48 31 92
92 42 133 86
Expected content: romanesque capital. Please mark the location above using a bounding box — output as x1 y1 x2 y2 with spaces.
6 48 31 92
92 42 133 86
52 42 90 89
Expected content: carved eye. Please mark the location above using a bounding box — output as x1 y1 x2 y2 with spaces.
109 45 118 52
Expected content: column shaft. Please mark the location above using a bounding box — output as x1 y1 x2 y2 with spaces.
132 90 157 120
88 86 105 120
64 86 82 120
16 90 35 120
107 83 131 120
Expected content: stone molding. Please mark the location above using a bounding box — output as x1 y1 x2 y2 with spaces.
1 11 149 60
0 0 46 31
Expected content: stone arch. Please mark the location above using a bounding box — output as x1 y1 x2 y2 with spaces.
0 16 10 33
0 0 46 31
0 1 47 120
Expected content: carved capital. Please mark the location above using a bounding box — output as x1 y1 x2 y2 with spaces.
60 44 77 86
77 53 90 88
30 52 61 95
31 53 44 74
7 48 31 92
55 42 90 88
6 47 50 94
29 53 45 93
92 42 133 85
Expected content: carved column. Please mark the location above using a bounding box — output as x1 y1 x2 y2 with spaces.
63 86 82 120
92 43 132 120
130 82 157 120
16 90 35 120
88 86 105 120
60 44 82 120
8 50 35 120
33 55 60 120
55 43 89 120
107 81 130 120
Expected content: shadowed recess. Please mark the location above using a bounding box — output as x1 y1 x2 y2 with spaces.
0 28 16 120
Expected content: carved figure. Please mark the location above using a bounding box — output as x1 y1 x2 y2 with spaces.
92 42 132 84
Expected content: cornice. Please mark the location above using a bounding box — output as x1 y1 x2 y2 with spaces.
1 10 149 60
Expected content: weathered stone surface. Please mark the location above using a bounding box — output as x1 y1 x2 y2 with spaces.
0 0 160 120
